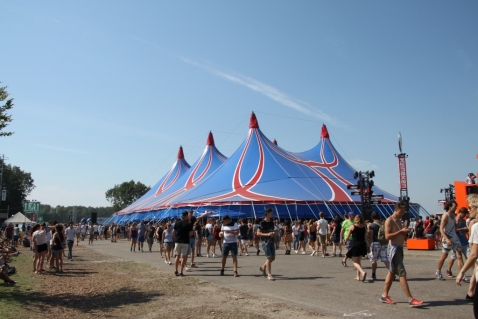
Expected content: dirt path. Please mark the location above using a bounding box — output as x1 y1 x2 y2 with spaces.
6 245 333 319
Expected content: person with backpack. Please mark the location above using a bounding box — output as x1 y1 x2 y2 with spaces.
368 212 390 281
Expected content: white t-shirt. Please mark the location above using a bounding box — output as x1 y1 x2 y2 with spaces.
45 230 52 242
205 223 213 237
80 224 86 234
469 223 478 245
221 223 239 243
292 225 299 236
93 225 98 232
317 219 328 236
65 227 77 241
34 230 48 245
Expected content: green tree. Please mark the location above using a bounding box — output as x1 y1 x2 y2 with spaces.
0 83 14 137
1 159 35 216
105 180 150 212
38 205 114 223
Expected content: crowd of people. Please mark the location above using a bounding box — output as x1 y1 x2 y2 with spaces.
3 194 478 314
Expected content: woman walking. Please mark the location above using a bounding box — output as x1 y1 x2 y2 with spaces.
344 214 370 282
195 219 203 257
130 223 138 252
297 220 306 254
308 219 317 256
330 216 343 257
283 220 293 255
162 222 174 265
51 224 65 273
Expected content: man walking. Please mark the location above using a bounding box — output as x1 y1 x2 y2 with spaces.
380 201 423 307
257 208 279 281
219 215 240 276
368 212 390 280
435 200 464 280
317 212 328 258
138 221 146 252
145 222 155 252
340 212 354 266
65 222 77 260
173 211 194 277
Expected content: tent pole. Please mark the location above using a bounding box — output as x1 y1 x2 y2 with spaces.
305 202 318 220
284 201 293 222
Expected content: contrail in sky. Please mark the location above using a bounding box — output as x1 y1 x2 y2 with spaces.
181 58 346 128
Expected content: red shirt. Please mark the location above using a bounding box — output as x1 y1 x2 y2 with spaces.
423 220 430 230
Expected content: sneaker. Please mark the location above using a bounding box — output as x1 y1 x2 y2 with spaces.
212 254 217 258
371 273 377 281
408 298 424 307
310 251 315 256
259 266 267 277
234 271 239 277
245 253 249 256
256 250 260 256
435 271 445 281
446 270 454 278
164 260 168 264
220 269 225 276
206 254 210 258
301 251 306 255
191 263 198 268
380 295 396 304
168 261 172 265
267 275 275 281
185 267 191 272
174 271 179 276
462 275 470 283
179 273 184 277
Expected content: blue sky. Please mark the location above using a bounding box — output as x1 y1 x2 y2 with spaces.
1 1 477 214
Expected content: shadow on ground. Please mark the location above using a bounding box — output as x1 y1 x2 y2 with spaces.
2 287 162 313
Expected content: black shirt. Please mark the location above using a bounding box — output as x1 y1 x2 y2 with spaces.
147 226 155 239
369 222 380 243
239 224 249 239
258 219 275 243
174 220 193 244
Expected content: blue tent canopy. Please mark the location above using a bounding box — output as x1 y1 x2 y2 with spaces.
110 113 428 225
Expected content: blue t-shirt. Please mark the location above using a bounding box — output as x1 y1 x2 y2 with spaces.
456 220 469 247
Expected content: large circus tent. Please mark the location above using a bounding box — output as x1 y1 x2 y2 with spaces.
107 113 428 225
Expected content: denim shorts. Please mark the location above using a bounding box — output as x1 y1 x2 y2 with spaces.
262 241 275 259
222 242 238 256
189 237 196 250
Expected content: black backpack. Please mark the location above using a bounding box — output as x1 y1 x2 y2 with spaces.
22 238 30 247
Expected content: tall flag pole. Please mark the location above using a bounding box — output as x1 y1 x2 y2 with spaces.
395 132 410 221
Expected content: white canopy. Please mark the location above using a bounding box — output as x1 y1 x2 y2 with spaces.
5 212 33 224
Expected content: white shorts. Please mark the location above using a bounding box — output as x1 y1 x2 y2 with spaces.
174 243 189 256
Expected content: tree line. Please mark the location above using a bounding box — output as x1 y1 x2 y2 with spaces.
37 204 115 223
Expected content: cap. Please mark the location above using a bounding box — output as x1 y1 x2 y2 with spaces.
222 215 231 221
348 212 355 217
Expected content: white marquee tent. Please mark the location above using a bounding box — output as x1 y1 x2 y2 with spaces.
5 212 33 224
